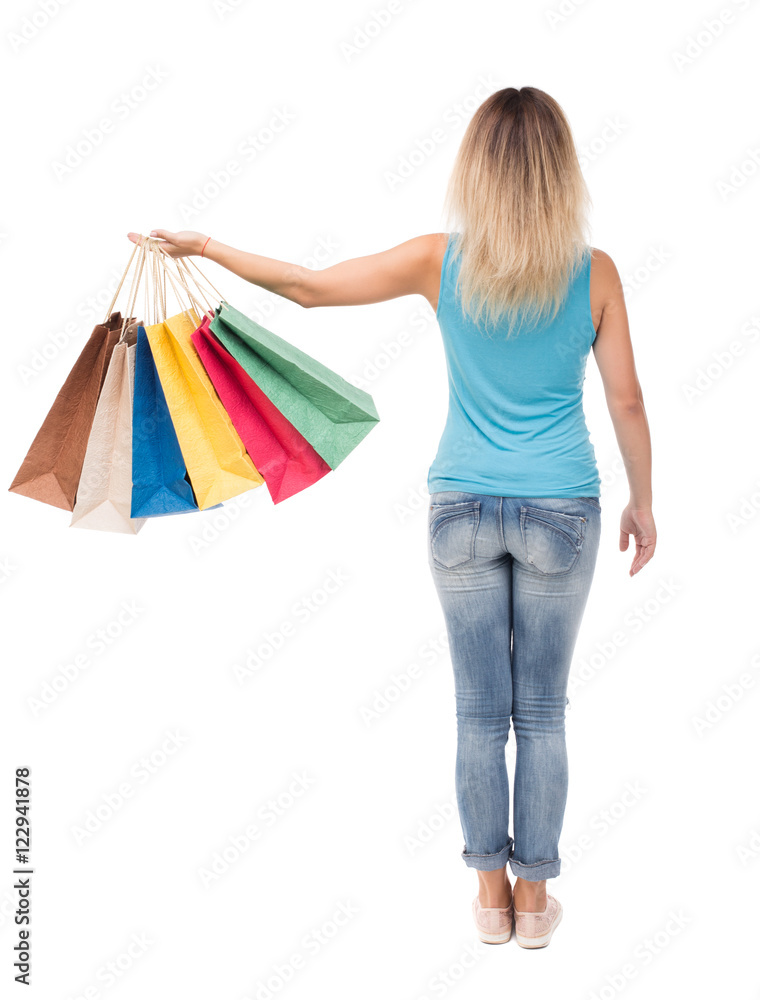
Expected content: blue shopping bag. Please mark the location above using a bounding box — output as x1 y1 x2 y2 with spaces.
131 325 204 517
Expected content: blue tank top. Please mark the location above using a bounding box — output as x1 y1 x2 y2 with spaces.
427 232 601 498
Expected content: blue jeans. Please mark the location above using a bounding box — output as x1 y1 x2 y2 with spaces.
426 490 601 880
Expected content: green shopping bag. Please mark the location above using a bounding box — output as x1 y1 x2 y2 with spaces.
208 300 379 469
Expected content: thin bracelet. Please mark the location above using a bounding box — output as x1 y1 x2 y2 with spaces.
200 236 212 258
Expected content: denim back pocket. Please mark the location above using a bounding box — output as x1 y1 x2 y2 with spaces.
519 505 587 576
429 500 481 569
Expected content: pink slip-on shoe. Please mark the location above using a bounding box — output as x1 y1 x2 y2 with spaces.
513 894 563 948
472 895 513 944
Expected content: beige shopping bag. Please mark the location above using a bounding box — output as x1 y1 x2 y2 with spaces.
70 322 147 534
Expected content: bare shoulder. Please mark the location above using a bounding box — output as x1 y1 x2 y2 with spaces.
391 232 449 308
589 247 624 300
386 232 448 273
589 247 625 333
411 231 449 266
394 232 448 257
428 231 451 256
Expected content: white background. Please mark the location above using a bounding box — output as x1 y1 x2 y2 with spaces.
2 0 759 997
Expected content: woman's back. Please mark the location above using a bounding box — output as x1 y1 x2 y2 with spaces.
428 231 602 498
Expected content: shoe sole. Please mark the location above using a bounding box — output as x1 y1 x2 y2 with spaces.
476 927 512 944
514 902 563 949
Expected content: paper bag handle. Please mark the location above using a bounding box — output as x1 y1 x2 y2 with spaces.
152 244 211 323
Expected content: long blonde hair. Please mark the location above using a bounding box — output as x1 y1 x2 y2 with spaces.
442 86 592 337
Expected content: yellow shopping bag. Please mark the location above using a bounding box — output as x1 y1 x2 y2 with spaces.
145 307 264 510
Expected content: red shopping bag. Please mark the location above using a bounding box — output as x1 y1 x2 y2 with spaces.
191 316 331 503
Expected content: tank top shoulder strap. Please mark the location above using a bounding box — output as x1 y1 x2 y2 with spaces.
437 232 457 316
441 232 456 277
567 245 594 334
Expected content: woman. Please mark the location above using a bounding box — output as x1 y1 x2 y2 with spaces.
128 85 655 951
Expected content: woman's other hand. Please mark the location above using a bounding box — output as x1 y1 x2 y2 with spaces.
620 505 656 576
127 230 207 258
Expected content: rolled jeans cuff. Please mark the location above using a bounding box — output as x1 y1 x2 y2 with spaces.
461 837 513 871
509 856 561 881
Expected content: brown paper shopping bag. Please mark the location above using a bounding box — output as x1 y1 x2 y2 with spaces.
9 314 123 510
9 241 147 512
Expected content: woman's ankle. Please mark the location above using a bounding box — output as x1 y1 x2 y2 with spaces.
513 877 547 910
477 868 513 907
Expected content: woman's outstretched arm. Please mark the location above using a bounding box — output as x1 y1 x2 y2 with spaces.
126 230 444 309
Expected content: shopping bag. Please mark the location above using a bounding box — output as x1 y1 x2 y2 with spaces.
144 308 264 510
131 325 200 517
208 300 380 469
191 316 331 504
9 313 123 510
70 322 147 534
